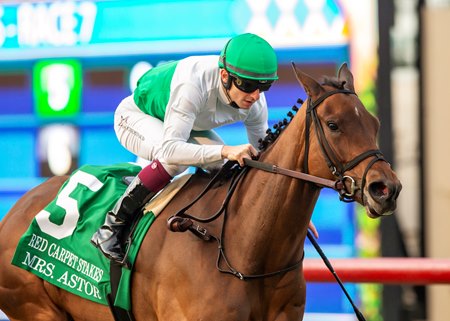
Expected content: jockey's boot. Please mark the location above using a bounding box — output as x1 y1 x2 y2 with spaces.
91 160 172 264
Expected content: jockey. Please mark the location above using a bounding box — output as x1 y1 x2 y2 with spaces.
91 33 279 264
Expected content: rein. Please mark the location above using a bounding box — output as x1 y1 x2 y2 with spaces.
243 158 344 191
306 230 366 321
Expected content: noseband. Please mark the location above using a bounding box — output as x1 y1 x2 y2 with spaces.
303 89 387 203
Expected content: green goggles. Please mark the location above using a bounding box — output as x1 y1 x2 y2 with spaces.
231 75 273 93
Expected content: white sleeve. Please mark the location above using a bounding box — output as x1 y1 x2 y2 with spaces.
244 95 269 151
161 84 223 166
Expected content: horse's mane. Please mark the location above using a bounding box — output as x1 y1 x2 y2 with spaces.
258 99 302 151
258 77 346 152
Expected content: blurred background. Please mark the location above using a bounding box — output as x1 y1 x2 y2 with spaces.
0 0 449 320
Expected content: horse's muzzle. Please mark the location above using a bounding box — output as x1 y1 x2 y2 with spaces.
365 179 402 217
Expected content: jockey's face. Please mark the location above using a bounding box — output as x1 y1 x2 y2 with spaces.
220 69 261 110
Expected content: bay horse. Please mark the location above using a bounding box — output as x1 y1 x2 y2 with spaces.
0 63 401 321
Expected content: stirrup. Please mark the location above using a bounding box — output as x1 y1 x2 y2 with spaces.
115 252 131 269
122 176 135 186
118 236 133 268
96 243 131 268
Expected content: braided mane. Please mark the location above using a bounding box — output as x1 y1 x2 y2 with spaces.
258 77 345 151
258 98 303 151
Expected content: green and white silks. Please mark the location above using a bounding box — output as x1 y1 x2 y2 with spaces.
12 163 156 310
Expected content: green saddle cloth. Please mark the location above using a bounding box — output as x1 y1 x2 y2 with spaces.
12 163 156 310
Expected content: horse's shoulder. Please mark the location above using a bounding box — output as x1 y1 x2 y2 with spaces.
46 175 69 186
11 176 68 215
30 175 68 198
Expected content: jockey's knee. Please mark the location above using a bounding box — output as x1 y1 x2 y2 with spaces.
157 162 187 178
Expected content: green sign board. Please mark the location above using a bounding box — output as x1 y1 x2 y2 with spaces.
33 60 82 118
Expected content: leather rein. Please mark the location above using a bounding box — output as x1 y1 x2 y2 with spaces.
167 89 388 281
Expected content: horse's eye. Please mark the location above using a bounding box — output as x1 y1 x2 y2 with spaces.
327 121 339 131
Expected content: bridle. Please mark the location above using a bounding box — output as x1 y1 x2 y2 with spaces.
303 89 387 202
247 89 387 203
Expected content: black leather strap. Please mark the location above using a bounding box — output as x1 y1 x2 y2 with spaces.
107 262 136 321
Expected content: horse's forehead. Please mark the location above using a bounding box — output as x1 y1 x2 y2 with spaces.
323 94 363 117
322 95 378 129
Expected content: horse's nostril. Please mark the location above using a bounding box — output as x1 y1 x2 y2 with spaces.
368 181 391 200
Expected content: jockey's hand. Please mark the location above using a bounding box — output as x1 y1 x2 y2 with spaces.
308 220 319 239
222 144 258 167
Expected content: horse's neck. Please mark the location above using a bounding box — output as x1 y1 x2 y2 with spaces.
226 113 321 272
250 112 320 224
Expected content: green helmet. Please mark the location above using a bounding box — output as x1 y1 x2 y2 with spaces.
218 33 278 81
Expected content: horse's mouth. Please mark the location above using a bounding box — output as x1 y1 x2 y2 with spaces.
365 203 395 218
366 205 382 218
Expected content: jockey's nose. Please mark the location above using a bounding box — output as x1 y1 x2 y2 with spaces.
249 89 260 100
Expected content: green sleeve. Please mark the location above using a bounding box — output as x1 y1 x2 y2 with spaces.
133 60 179 120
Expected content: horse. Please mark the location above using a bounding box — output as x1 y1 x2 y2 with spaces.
0 63 401 321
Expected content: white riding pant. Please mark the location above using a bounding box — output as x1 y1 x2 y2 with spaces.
114 95 224 177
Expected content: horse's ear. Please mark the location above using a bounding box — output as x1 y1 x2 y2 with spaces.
337 63 355 91
291 62 323 98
